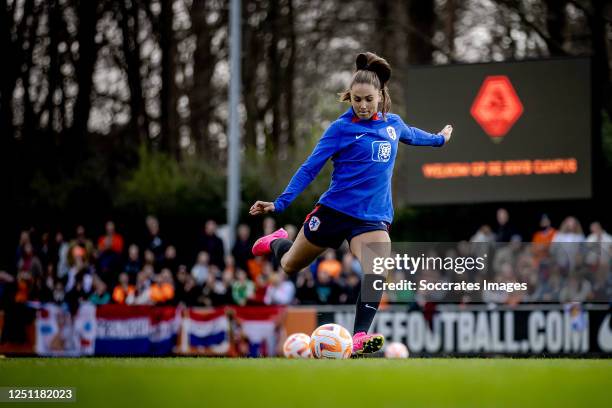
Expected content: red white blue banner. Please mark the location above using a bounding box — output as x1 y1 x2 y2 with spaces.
34 303 284 356
95 305 180 355
180 308 230 354
35 303 96 356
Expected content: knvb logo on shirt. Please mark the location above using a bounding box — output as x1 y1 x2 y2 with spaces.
372 141 392 162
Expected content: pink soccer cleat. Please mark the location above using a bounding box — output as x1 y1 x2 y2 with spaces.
252 228 289 256
352 331 385 355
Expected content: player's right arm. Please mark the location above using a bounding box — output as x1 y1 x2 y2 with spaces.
249 121 342 215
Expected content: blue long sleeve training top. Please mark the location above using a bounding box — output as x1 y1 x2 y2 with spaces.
273 108 445 223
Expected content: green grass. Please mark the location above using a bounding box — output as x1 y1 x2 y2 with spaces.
1 358 611 407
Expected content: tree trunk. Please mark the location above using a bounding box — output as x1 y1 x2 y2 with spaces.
120 0 148 149
68 0 99 172
160 0 179 159
284 0 296 147
544 0 567 56
190 0 216 158
406 0 436 65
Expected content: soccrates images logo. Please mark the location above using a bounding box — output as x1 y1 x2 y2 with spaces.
470 75 523 141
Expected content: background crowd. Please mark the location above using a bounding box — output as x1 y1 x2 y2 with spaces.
1 208 611 316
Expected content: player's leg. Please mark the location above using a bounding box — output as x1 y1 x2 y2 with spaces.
252 226 326 275
276 227 326 274
253 204 342 275
349 229 390 354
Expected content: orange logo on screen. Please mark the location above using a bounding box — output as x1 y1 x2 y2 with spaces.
470 75 523 141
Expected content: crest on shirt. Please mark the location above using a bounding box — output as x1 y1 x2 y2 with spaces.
386 126 397 140
371 141 392 162
308 216 321 231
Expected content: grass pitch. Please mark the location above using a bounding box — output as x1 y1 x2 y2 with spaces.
1 358 611 407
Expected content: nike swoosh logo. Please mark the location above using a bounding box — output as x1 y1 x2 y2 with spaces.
598 314 612 352
356 133 366 139
364 304 377 311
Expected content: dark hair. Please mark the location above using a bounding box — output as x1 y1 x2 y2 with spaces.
339 52 392 118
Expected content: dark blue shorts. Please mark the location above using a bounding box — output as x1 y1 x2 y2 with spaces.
302 204 390 249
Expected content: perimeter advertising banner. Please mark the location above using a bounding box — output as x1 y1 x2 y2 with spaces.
29 303 612 356
398 58 591 204
324 304 612 356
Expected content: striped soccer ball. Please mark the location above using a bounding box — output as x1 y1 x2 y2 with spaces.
384 342 409 358
283 333 312 359
309 323 353 359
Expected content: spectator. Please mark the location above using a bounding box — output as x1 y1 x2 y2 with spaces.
559 272 592 303
175 265 199 306
97 220 124 254
493 235 522 272
68 225 94 266
36 264 55 303
341 253 362 277
232 269 255 306
160 245 178 272
15 230 31 269
124 244 141 279
553 216 585 242
224 254 236 275
531 214 556 264
16 242 42 279
175 264 188 286
315 269 341 304
97 233 122 284
295 269 317 304
198 220 225 270
65 246 93 294
232 224 253 272
551 216 585 271
340 271 361 304
532 266 563 302
37 232 52 269
112 272 135 304
263 217 276 236
191 251 210 286
586 221 612 243
203 271 232 306
495 208 517 242
176 274 200 306
55 231 70 280
471 224 496 243
470 225 496 259
144 215 165 263
585 222 612 268
317 250 342 279
89 278 111 305
13 270 33 304
284 224 298 241
150 269 175 305
51 280 66 305
143 249 156 270
65 277 89 315
134 270 152 305
532 214 556 243
264 271 295 305
592 264 612 301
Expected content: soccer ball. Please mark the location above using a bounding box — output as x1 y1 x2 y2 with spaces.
309 323 353 359
384 342 409 358
283 333 312 359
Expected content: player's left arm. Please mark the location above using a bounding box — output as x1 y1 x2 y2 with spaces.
398 117 452 146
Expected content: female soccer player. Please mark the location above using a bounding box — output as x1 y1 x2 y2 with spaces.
249 52 453 355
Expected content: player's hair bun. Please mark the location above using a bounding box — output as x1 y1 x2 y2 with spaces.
356 53 369 70
355 52 391 88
